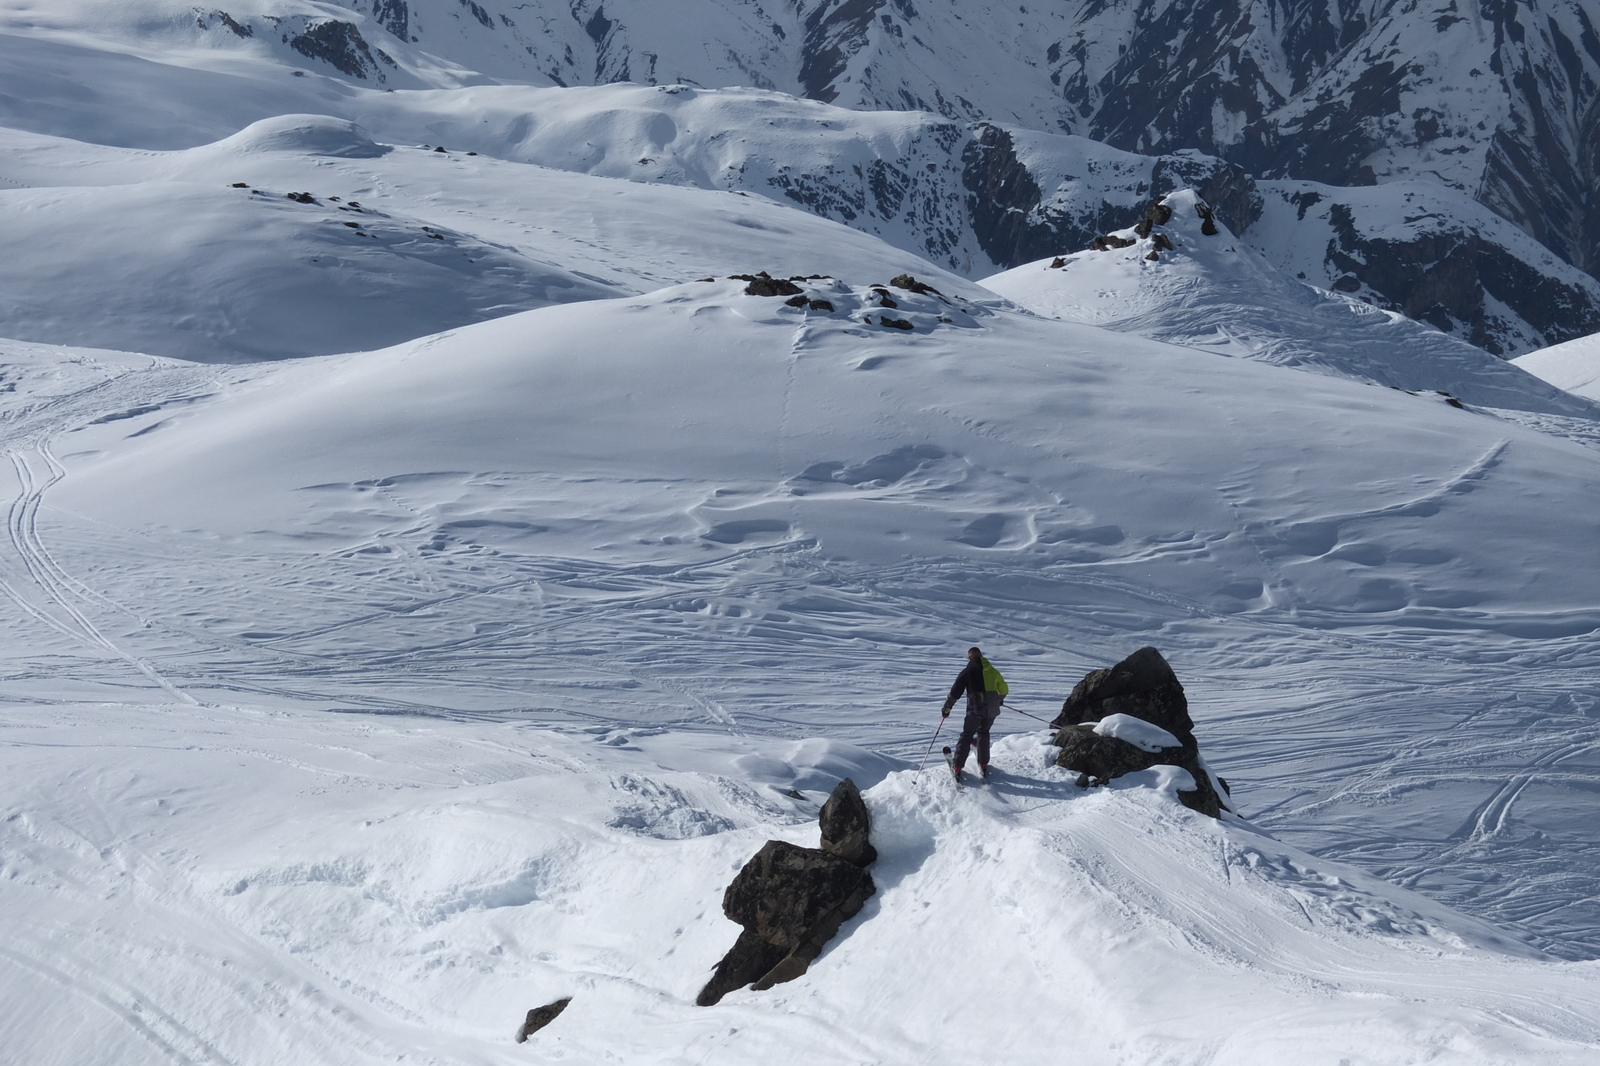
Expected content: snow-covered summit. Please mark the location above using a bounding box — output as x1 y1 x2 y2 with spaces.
1515 332 1600 402
983 190 1596 417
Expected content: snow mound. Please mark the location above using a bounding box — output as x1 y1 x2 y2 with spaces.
982 189 1596 417
200 114 392 159
1515 332 1600 401
1093 713 1181 752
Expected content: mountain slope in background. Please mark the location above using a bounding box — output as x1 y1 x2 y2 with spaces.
982 188 1598 414
1516 330 1600 397
3 0 1598 355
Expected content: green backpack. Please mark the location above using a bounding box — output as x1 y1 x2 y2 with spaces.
981 657 1009 698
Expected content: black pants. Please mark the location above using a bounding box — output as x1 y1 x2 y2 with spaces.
953 693 1002 769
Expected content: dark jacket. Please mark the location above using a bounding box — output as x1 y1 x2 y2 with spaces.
943 659 987 714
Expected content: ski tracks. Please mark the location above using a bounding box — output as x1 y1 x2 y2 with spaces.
0 362 224 705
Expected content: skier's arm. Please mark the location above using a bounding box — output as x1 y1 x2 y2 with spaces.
941 663 975 716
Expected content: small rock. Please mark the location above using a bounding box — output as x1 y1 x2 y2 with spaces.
1152 233 1174 251
785 294 810 307
1050 256 1066 268
514 997 571 1042
230 182 248 188
808 299 835 312
889 273 941 295
880 317 914 330
1145 250 1160 261
434 145 446 153
871 288 899 308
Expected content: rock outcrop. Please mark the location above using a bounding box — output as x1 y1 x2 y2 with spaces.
697 778 876 1006
514 996 571 1042
1050 648 1229 818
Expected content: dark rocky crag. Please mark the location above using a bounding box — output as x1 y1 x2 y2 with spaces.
514 996 571 1042
697 778 876 1006
1050 647 1230 818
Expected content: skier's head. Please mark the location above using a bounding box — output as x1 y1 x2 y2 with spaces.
967 646 982 661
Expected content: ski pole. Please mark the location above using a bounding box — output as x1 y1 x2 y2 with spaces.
1002 701 1055 726
914 714 947 776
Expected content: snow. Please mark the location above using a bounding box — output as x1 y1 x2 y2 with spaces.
4 5 1600 1062
981 189 1597 415
1093 713 1181 753
0 114 985 361
1516 333 1600 401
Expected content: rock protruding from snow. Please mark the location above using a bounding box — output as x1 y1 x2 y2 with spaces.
818 777 877 867
1050 648 1229 818
697 778 876 1006
514 997 571 1043
1053 647 1194 741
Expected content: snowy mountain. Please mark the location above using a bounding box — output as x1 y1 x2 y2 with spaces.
982 188 1598 413
6 270 1600 1061
1516 329 1600 398
4 0 1599 354
5 2 1600 1062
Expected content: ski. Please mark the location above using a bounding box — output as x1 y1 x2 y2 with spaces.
942 746 963 789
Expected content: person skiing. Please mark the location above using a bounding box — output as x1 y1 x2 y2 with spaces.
941 646 1007 780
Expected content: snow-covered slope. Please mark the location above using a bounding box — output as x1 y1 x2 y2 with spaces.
4 3 1599 356
1515 332 1600 400
982 190 1597 416
0 113 984 360
6 278 1600 1061
63 0 1586 287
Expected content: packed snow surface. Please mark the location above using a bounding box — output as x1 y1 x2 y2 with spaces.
1516 332 1600 401
5 277 1600 1063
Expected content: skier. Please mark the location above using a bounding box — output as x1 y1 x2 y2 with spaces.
940 646 1007 781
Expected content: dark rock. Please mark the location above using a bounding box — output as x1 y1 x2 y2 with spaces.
1144 200 1174 227
785 294 810 307
808 299 836 312
514 997 571 1042
1049 648 1229 818
230 182 248 188
1145 250 1160 261
1051 646 1193 741
1134 218 1154 239
696 840 875 1006
818 778 876 867
732 272 805 297
1152 233 1174 251
880 317 915 330
889 273 942 295
1089 234 1136 251
285 18 389 80
1055 725 1176 781
434 145 446 152
871 288 898 307
1050 256 1067 268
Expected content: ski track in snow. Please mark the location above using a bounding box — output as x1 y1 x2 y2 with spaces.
2 347 1599 974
